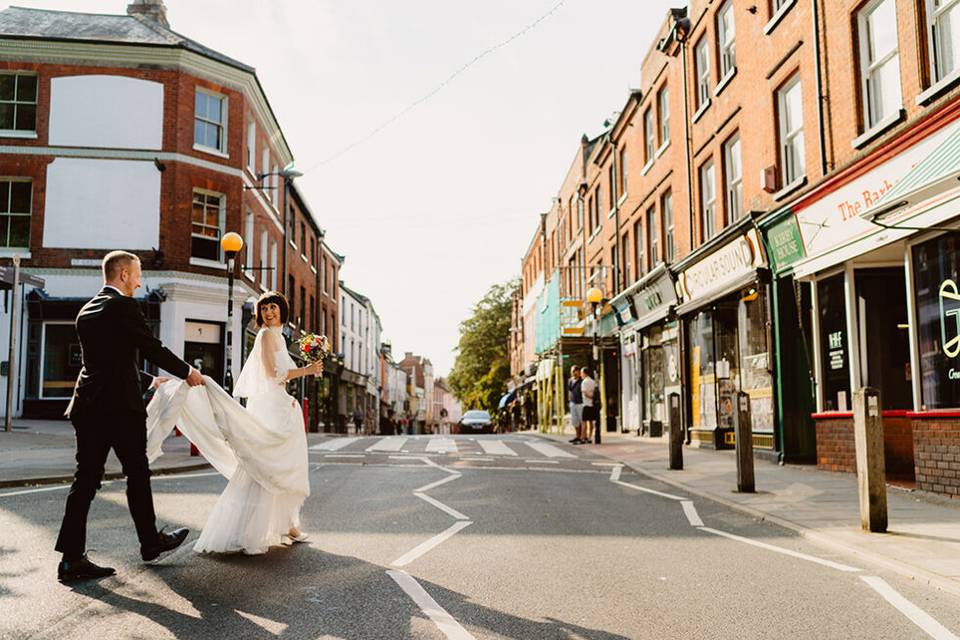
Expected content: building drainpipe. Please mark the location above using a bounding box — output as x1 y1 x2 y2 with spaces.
680 38 695 254
812 0 828 176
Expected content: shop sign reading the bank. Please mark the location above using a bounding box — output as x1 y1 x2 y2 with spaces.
629 264 679 329
677 229 766 304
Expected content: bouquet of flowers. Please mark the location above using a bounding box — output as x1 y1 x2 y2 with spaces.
298 333 330 375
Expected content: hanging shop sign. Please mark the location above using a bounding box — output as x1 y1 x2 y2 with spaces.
794 118 960 259
763 212 805 273
630 264 678 330
676 229 766 305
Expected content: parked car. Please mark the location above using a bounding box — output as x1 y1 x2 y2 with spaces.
458 410 493 434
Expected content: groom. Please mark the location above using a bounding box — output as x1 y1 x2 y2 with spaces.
55 250 205 583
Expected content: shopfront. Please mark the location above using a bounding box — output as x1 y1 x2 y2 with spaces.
789 115 960 493
674 219 775 450
612 264 680 436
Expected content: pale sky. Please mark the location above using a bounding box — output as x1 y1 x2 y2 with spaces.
9 0 671 375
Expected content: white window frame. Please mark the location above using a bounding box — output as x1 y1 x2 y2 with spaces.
695 37 711 108
193 87 228 155
271 164 279 208
260 229 269 289
699 159 716 243
658 86 670 149
859 0 902 130
777 75 805 188
717 1 737 80
619 147 628 199
662 191 675 262
243 210 255 277
723 133 742 225
647 206 659 266
270 240 278 291
39 320 76 400
190 189 225 263
246 121 256 174
927 0 960 82
644 107 655 166
0 177 32 249
0 71 38 136
635 218 645 278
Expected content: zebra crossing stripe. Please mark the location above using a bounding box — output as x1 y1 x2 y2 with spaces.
478 440 517 456
367 436 407 452
426 438 458 454
524 441 577 458
309 437 360 451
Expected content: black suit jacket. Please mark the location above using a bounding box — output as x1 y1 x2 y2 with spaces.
66 287 191 420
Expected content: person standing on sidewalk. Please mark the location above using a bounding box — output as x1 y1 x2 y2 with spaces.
56 251 205 583
352 407 363 434
579 367 598 444
567 366 585 444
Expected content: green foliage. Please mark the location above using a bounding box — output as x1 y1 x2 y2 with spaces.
448 280 517 412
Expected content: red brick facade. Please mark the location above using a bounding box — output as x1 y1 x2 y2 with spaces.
913 418 960 498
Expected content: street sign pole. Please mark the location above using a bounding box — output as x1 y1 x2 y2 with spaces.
5 256 21 432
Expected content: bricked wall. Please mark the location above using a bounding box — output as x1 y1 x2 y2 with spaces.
814 416 914 480
913 418 960 499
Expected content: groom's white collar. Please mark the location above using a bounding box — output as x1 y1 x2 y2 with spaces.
102 285 126 297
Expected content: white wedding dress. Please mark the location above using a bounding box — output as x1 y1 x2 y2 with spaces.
145 326 310 555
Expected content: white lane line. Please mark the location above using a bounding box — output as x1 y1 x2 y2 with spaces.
426 438 458 454
322 454 366 459
525 459 560 464
392 520 473 567
861 576 959 640
387 570 476 640
681 501 704 526
415 492 470 521
459 457 494 462
477 440 517 456
0 470 223 498
699 526 861 573
416 473 462 493
592 462 619 467
0 484 72 497
309 437 359 451
418 456 459 475
609 464 623 482
367 436 407 452
613 480 685 501
524 441 576 458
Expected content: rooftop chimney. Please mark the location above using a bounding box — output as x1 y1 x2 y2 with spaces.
127 0 169 28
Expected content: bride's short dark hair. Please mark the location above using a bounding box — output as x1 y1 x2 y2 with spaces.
255 291 289 327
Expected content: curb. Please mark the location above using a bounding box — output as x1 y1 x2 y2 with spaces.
528 431 960 600
0 462 212 489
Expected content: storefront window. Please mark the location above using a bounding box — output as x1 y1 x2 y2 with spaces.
643 327 665 424
715 301 740 430
41 323 82 399
855 268 911 410
688 310 717 428
739 288 774 431
817 274 851 411
913 234 960 410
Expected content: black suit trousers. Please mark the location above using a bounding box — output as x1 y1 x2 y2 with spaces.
55 413 158 559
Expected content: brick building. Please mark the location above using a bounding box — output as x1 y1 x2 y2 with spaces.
513 0 960 500
0 2 338 425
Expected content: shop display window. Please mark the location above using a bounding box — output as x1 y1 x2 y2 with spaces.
817 274 851 411
688 310 717 428
41 323 82 399
739 288 774 431
913 234 960 410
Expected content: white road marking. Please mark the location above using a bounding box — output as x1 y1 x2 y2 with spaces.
477 440 517 456
699 526 861 573
524 441 576 458
460 457 494 461
367 436 407 452
321 454 365 459
387 570 477 640
426 438 458 454
613 480 685 501
860 576 959 640
525 459 559 464
416 473 462 493
0 484 72 498
391 520 473 567
415 492 470 520
609 465 623 482
418 456 459 475
592 462 619 467
309 437 359 451
681 501 704 526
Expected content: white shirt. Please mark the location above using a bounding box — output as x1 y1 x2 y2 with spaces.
103 284 126 296
580 377 597 407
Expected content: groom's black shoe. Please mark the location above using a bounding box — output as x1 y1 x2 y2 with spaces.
58 554 116 583
141 527 189 562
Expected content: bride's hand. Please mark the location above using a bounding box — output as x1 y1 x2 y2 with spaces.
309 361 323 377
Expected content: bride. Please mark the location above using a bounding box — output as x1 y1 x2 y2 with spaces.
146 291 323 555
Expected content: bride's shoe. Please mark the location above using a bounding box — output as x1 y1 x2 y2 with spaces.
282 530 309 545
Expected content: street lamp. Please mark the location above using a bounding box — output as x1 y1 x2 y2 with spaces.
586 286 603 445
221 231 244 394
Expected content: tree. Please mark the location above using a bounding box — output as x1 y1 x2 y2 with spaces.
448 280 517 412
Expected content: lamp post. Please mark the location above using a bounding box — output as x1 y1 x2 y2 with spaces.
586 286 603 445
220 231 244 394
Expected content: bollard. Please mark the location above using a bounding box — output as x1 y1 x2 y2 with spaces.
668 392 683 470
734 391 754 493
854 387 887 533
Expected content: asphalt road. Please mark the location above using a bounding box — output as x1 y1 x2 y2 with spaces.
1 434 958 639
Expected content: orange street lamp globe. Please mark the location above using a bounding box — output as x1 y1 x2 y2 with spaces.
586 287 603 305
220 231 243 254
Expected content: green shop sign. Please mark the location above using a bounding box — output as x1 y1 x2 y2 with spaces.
763 212 805 273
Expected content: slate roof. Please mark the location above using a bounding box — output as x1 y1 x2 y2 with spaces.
0 6 254 73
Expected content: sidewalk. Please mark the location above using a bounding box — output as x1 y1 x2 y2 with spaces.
0 419 214 488
530 428 960 599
